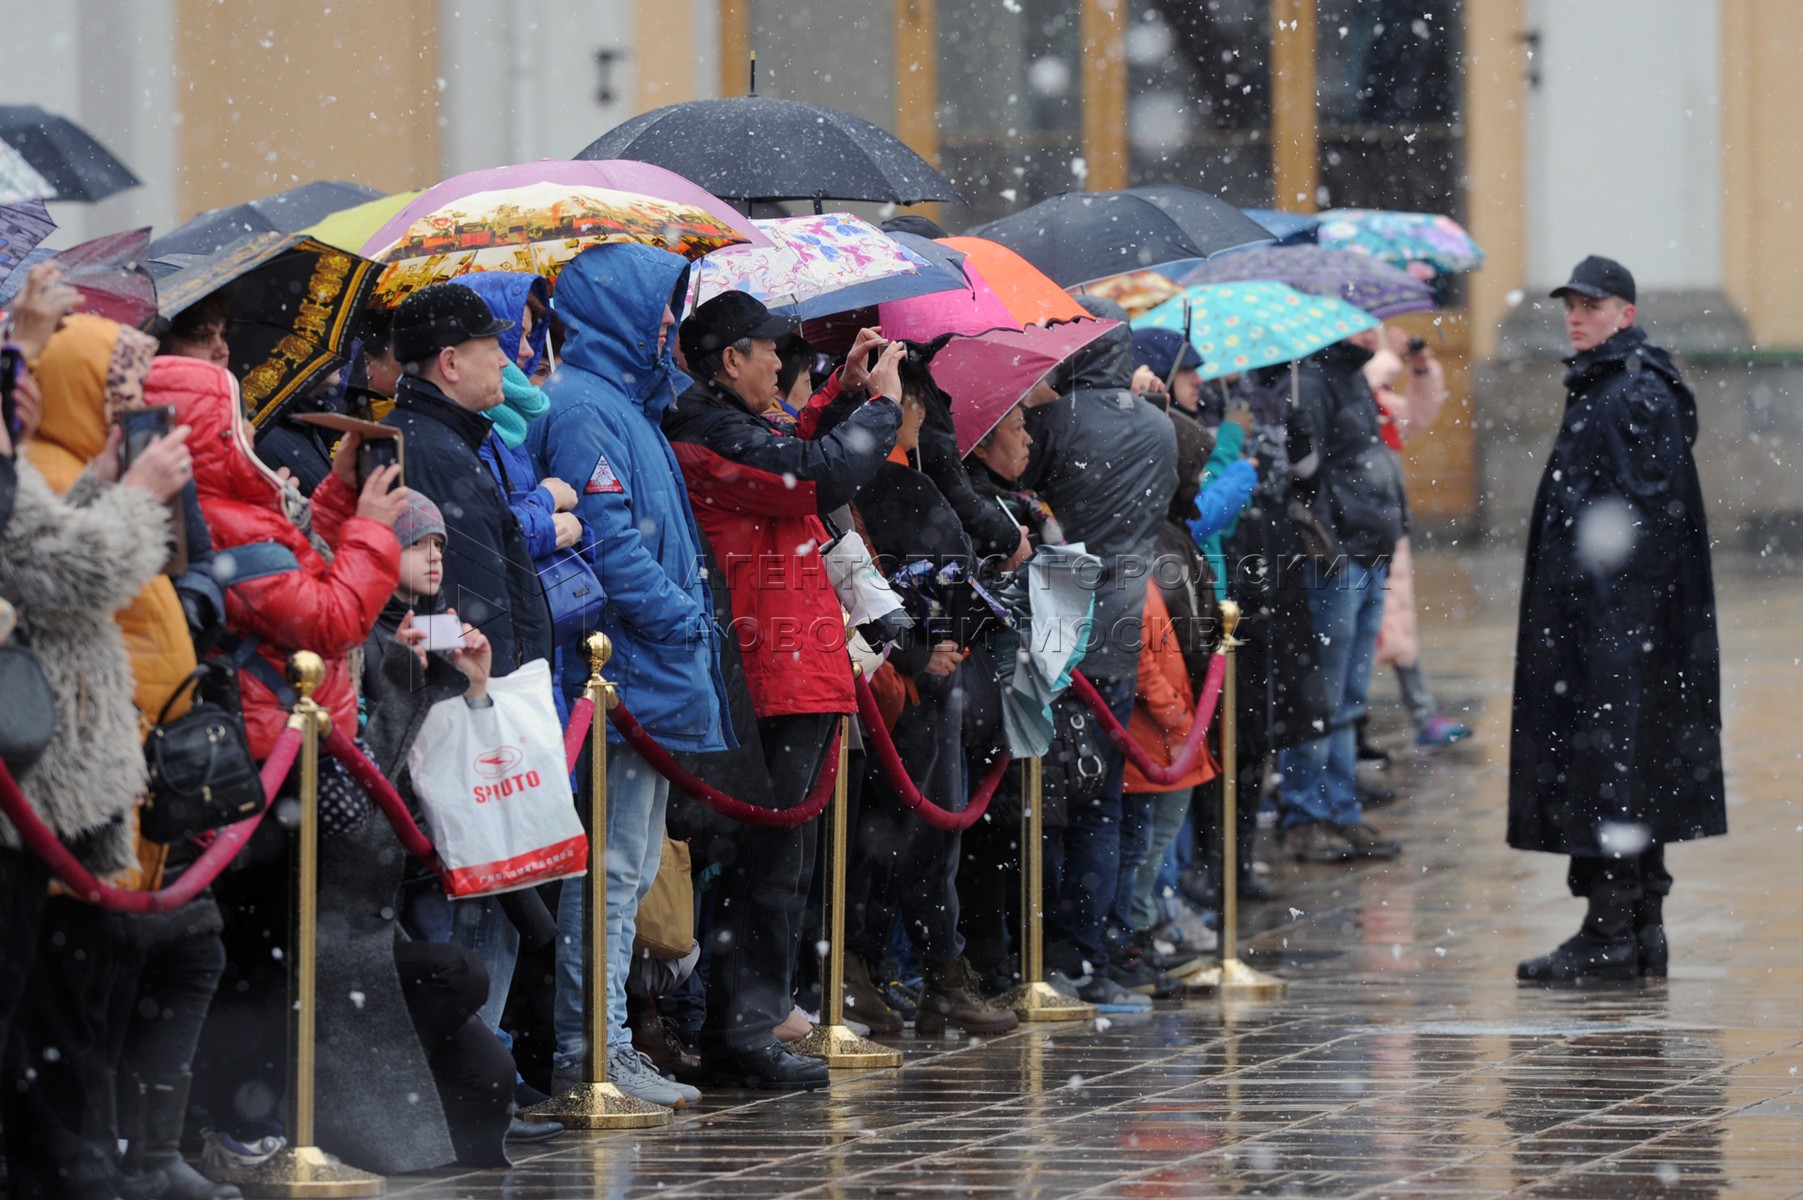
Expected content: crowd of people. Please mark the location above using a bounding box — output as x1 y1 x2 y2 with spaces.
0 202 1478 1197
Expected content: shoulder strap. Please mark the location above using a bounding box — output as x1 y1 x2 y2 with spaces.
221 634 299 709
212 540 302 589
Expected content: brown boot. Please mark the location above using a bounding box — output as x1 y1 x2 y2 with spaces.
841 955 905 1035
916 958 1020 1037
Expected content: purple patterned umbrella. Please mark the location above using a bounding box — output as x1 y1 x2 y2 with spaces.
1180 244 1433 319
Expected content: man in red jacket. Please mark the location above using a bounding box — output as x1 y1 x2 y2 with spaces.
663 291 902 1089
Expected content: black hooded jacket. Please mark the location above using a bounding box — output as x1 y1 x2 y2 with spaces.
1507 325 1724 855
1020 296 1178 681
1283 340 1408 561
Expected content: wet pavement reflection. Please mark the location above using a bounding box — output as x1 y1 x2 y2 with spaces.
391 553 1803 1199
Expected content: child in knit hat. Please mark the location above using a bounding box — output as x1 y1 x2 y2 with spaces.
392 491 448 612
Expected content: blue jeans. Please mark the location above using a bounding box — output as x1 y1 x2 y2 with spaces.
554 739 668 1065
1045 674 1136 975
1278 559 1388 830
1121 788 1194 933
451 898 520 1034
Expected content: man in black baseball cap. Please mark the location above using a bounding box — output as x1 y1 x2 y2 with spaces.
664 290 904 1090
675 290 802 394
1509 253 1723 985
1549 255 1636 354
391 281 516 375
381 279 548 676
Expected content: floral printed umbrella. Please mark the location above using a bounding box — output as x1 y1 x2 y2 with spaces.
367 181 751 306
1314 209 1485 280
359 159 765 258
695 211 955 316
1132 282 1378 382
1073 267 1184 318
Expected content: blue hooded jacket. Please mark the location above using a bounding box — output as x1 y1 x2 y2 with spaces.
527 244 730 752
464 272 565 558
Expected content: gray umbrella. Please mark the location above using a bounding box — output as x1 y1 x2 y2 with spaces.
1181 244 1435 318
575 97 962 212
150 181 385 258
969 186 1271 288
0 106 138 203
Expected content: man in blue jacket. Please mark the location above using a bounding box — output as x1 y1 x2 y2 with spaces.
528 244 731 1110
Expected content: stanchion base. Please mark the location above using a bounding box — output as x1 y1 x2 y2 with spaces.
1182 957 1288 999
219 1145 385 1198
524 1081 674 1129
793 1022 903 1068
1006 980 1098 1022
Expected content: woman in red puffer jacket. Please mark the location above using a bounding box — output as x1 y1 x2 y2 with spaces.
144 356 405 755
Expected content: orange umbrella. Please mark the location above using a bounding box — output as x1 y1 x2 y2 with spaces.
938 236 1088 326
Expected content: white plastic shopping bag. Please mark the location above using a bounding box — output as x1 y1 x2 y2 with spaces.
407 659 588 897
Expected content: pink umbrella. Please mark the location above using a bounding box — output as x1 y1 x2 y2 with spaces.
932 319 1118 457
359 159 768 257
878 259 1019 343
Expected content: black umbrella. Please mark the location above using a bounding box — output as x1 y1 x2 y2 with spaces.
574 97 962 212
0 106 139 203
155 232 380 427
969 186 1271 288
149 181 385 258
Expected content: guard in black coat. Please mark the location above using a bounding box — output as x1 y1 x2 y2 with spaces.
1511 256 1725 984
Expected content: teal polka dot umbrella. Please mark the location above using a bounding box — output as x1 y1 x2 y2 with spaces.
1129 281 1379 382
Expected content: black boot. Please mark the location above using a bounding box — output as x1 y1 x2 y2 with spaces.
88 1068 163 1200
1635 893 1668 978
125 1074 243 1200
1517 883 1639 983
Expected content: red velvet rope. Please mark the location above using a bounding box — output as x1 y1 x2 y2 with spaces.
564 696 595 773
607 702 841 829
853 675 1010 831
322 727 441 867
0 725 302 914
1069 653 1228 786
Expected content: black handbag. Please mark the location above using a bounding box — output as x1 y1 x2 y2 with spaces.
1039 692 1108 829
142 659 267 843
0 628 56 779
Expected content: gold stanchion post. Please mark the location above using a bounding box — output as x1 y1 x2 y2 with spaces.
1182 601 1287 1000
526 634 672 1128
222 652 384 1198
796 708 903 1068
1007 755 1097 1021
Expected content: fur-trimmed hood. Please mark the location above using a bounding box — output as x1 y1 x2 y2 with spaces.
0 457 170 871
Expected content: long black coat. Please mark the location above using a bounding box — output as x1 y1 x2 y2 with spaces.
1508 326 1725 856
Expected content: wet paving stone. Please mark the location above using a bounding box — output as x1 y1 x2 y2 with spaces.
385 558 1803 1198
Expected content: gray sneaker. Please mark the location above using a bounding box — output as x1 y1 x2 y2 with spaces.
1336 822 1403 860
1044 969 1085 1000
606 1043 689 1109
1075 971 1153 1013
632 1046 700 1106
1285 820 1355 863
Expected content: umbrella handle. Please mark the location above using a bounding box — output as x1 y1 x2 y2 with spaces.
1165 298 1192 394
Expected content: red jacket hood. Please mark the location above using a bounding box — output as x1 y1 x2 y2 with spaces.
145 356 286 514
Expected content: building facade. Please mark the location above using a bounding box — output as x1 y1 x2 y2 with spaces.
5 0 1799 545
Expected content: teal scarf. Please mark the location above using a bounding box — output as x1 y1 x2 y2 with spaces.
484 362 550 449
